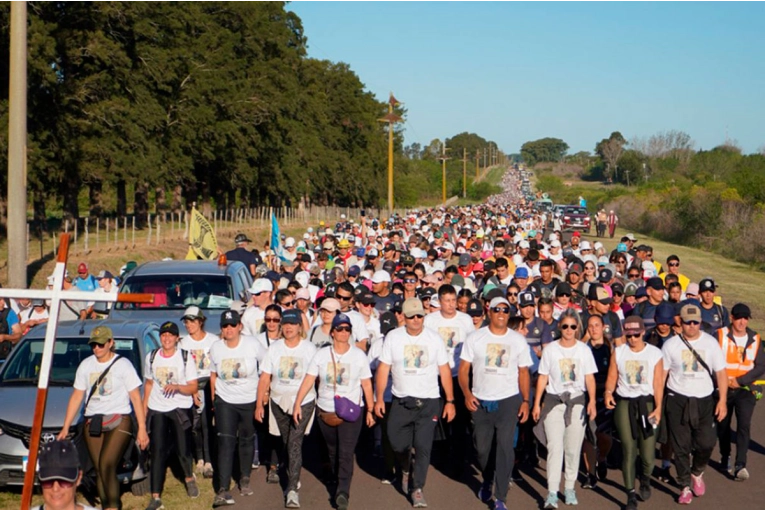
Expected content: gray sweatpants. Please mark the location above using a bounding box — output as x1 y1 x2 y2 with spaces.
543 403 586 492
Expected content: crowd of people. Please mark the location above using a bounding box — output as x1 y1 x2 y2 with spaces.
18 167 765 510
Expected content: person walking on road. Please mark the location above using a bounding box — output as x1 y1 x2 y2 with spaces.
458 297 532 510
716 303 765 481
374 298 456 508
662 303 728 505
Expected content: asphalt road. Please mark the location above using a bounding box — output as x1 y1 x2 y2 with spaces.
224 400 765 510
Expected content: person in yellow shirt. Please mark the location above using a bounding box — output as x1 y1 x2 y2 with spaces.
660 255 689 291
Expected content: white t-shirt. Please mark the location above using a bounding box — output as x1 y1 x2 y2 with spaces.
460 327 532 400
209 338 266 404
180 332 220 379
424 311 474 377
368 338 393 403
379 326 449 399
144 349 198 412
73 355 142 417
614 343 663 398
21 308 49 322
662 332 726 398
317 310 370 344
307 345 372 412
261 340 317 406
538 341 598 397
241 306 265 336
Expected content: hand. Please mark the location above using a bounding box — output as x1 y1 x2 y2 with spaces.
56 427 70 441
136 429 150 450
293 406 302 425
193 392 202 408
374 400 386 419
729 377 740 389
518 401 530 423
464 393 480 412
715 400 727 422
587 401 597 421
365 411 376 427
647 408 661 426
532 404 541 422
254 404 265 423
442 402 456 422
162 384 177 398
604 393 616 409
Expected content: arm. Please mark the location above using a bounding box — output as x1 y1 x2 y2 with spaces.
585 373 597 420
604 352 618 409
374 362 391 418
458 360 478 412
649 359 664 424
57 389 85 440
292 374 317 424
439 363 456 422
518 366 530 423
532 374 548 421
0 323 22 344
361 378 376 427
254 372 271 422
715 368 728 421
210 372 217 402
736 337 765 386
129 387 150 450
356 338 369 353
142 379 153 418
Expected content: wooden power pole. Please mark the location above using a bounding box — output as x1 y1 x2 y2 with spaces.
379 93 402 214
437 141 451 204
462 148 468 198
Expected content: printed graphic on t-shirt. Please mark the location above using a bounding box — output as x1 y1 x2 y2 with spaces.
404 345 429 370
485 343 510 370
277 356 303 381
154 366 176 388
326 362 350 386
558 358 578 385
89 371 112 397
219 358 245 380
681 350 705 374
437 327 457 349
191 349 210 371
254 318 264 335
625 360 648 385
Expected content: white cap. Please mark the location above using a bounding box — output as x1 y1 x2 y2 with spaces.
307 227 313 233
284 237 296 248
249 278 273 295
340 213 346 219
295 271 310 289
593 241 603 251
372 270 391 284
489 296 510 308
580 241 592 250
518 240 530 249
429 295 441 309
551 240 562 248
367 248 379 257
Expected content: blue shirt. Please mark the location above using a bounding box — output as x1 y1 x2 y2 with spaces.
74 275 98 292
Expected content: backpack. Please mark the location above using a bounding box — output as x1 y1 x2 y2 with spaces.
149 348 189 373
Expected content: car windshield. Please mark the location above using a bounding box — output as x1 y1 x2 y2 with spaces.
0 337 141 385
565 207 588 215
114 274 233 310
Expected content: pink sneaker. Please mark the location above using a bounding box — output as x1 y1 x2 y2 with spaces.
678 487 693 505
691 473 705 497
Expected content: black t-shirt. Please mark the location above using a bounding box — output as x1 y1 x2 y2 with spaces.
225 247 262 271
588 341 611 394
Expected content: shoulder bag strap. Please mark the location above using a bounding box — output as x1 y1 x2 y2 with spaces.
329 347 337 395
679 334 715 383
84 355 120 410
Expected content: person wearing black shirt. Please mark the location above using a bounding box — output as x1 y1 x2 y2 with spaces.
226 234 262 277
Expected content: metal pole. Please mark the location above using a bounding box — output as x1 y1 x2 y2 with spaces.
7 1 28 289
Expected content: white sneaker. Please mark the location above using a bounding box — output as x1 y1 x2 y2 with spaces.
285 490 300 508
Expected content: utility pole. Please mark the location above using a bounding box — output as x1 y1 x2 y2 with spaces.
7 2 27 289
483 147 487 169
475 149 480 178
437 141 451 204
461 148 468 198
378 93 402 214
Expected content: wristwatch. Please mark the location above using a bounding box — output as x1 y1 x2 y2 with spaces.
445 400 455 404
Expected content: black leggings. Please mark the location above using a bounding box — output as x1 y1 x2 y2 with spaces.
215 397 257 491
149 408 194 494
84 415 133 509
192 378 214 464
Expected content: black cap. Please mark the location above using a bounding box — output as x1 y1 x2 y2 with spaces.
466 298 484 317
645 277 664 290
380 311 398 336
598 268 613 283
281 309 302 325
400 254 415 265
518 291 535 308
159 321 179 336
731 303 752 319
38 439 80 482
555 282 573 296
382 260 396 273
699 278 716 292
220 310 241 327
418 287 436 299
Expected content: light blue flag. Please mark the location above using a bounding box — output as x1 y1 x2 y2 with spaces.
271 213 289 263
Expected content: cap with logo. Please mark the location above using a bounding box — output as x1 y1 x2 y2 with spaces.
235 233 252 244
418 287 436 299
380 311 398 336
680 304 702 323
466 299 484 317
347 265 361 277
220 310 241 327
38 439 80 483
587 284 613 304
518 292 535 308
89 326 113 345
281 309 302 325
623 316 646 335
458 253 471 266
160 321 180 336
182 305 205 322
698 278 716 292
597 268 613 283
331 313 353 330
77 262 88 273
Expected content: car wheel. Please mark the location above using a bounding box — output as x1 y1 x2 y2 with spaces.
131 477 150 496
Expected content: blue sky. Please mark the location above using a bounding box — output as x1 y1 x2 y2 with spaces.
287 2 765 155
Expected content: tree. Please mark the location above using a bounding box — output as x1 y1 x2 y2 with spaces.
520 138 569 166
596 131 627 181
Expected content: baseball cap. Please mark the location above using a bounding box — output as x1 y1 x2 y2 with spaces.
625 233 637 241
611 282 625 295
731 303 752 319
331 313 353 330
38 439 80 483
402 298 425 318
357 292 376 306
295 288 311 301
372 270 391 284
159 321 180 336
635 286 648 299
555 282 573 297
249 278 273 295
418 287 436 299
400 254 415 265
680 304 702 323
458 253 471 266
319 298 341 313
654 303 676 325
466 299 484 317
698 278 716 292
568 262 583 275
220 310 241 327
234 233 251 244
89 326 113 345
645 277 664 291
380 311 398 336
95 270 114 280
623 316 646 335
514 267 529 279
382 260 396 274
281 309 302 325
77 262 88 273
597 268 613 283
489 296 511 309
182 305 205 321
347 265 361 277
685 282 700 296
518 291 535 308
587 284 613 304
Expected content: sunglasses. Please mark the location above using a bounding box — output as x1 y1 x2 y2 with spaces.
406 314 424 320
628 273 640 278
560 324 578 330
334 326 352 333
683 321 700 326
557 293 571 298
507 292 518 297
625 333 643 339
221 323 238 329
491 307 510 314
264 318 281 323
182 317 200 322
360 302 374 307
337 295 352 301
41 479 75 489
404 278 417 283
90 343 108 350
281 301 294 307
669 262 680 267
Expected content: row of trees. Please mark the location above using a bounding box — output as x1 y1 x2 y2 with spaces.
0 2 400 226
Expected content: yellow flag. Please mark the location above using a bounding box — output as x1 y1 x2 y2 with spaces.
187 207 219 260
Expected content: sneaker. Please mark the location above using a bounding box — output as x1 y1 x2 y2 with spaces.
212 490 235 507
185 478 200 499
544 492 559 509
511 465 523 482
678 487 693 505
582 474 597 490
195 459 205 474
478 481 493 503
721 455 732 475
336 492 350 510
626 491 639 510
267 466 280 484
252 460 261 470
734 466 749 481
494 500 508 510
657 466 675 484
411 488 428 508
597 461 608 481
203 462 214 479
145 498 164 510
400 471 410 495
285 490 300 508
239 477 253 496
563 489 578 506
381 471 396 485
638 478 652 501
690 473 705 497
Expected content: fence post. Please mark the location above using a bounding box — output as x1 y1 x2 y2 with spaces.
84 218 89 253
114 217 118 246
123 217 127 246
156 213 160 244
74 219 78 254
96 217 100 250
132 216 136 247
52 231 56 257
106 219 109 249
65 219 69 234
147 213 152 245
184 210 188 240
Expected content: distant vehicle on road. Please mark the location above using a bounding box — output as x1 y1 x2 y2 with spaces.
561 205 591 233
535 197 554 212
